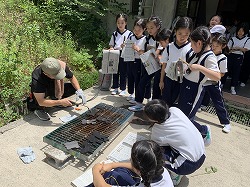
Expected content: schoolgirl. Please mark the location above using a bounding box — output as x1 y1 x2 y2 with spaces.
126 18 147 102
144 99 206 185
208 14 223 29
92 140 174 187
128 16 162 111
153 28 172 100
109 13 133 96
178 26 221 145
221 22 250 95
159 17 193 106
202 34 231 133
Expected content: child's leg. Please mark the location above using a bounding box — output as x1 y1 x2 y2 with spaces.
141 64 152 99
162 77 180 107
135 73 154 103
112 73 119 89
134 59 142 96
231 54 243 87
152 69 161 99
207 84 230 125
127 61 135 95
119 57 127 91
162 146 206 175
178 78 199 116
240 51 250 84
201 89 210 107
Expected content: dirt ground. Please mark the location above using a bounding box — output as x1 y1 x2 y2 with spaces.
0 87 249 187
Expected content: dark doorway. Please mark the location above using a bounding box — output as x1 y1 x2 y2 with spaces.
217 0 250 24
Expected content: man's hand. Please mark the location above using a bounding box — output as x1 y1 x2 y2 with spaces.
60 98 73 107
75 89 86 105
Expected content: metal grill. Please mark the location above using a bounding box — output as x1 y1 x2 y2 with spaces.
43 103 134 161
205 103 250 127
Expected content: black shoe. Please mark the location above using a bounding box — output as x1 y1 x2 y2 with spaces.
34 110 51 121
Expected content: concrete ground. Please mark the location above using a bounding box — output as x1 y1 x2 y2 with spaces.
0 86 250 187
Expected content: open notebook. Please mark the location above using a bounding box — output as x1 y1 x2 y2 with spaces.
71 132 147 187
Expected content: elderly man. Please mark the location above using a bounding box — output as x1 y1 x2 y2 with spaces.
29 57 86 121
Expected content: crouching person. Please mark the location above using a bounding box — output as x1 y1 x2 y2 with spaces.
91 140 174 187
144 99 206 185
29 57 86 121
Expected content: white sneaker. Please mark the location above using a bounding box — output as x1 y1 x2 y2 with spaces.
119 90 127 96
222 124 231 133
240 83 246 87
169 170 183 186
231 87 236 95
129 98 137 104
128 104 144 112
204 125 212 147
111 88 119 95
147 98 152 103
126 94 134 101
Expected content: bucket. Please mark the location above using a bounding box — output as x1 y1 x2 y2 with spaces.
98 69 112 91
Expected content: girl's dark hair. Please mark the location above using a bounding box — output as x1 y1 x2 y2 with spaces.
174 16 193 32
155 28 172 42
209 14 223 24
144 99 169 124
131 140 164 187
116 13 128 29
236 22 249 36
211 34 229 54
190 26 211 57
134 17 147 29
147 16 162 30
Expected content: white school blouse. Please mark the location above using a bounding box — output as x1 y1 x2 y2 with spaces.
109 29 133 50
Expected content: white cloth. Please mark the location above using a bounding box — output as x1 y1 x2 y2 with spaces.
111 168 174 187
17 147 35 164
151 107 205 168
228 35 250 55
129 35 146 59
210 25 226 34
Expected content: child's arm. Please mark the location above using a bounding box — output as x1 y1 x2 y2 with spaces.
92 162 134 187
159 63 167 90
132 44 144 55
189 64 221 81
92 163 112 187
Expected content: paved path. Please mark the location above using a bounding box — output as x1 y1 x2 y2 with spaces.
0 87 249 187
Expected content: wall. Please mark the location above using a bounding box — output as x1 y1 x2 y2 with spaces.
105 0 177 36
206 0 219 23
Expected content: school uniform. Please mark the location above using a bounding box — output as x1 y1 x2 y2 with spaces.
126 34 146 96
135 35 162 103
240 48 250 84
151 107 206 175
86 167 141 187
223 35 250 87
109 29 133 91
202 53 230 125
178 50 220 136
161 41 192 106
110 168 174 187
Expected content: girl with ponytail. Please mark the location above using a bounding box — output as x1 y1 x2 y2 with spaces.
92 140 174 187
178 26 221 146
